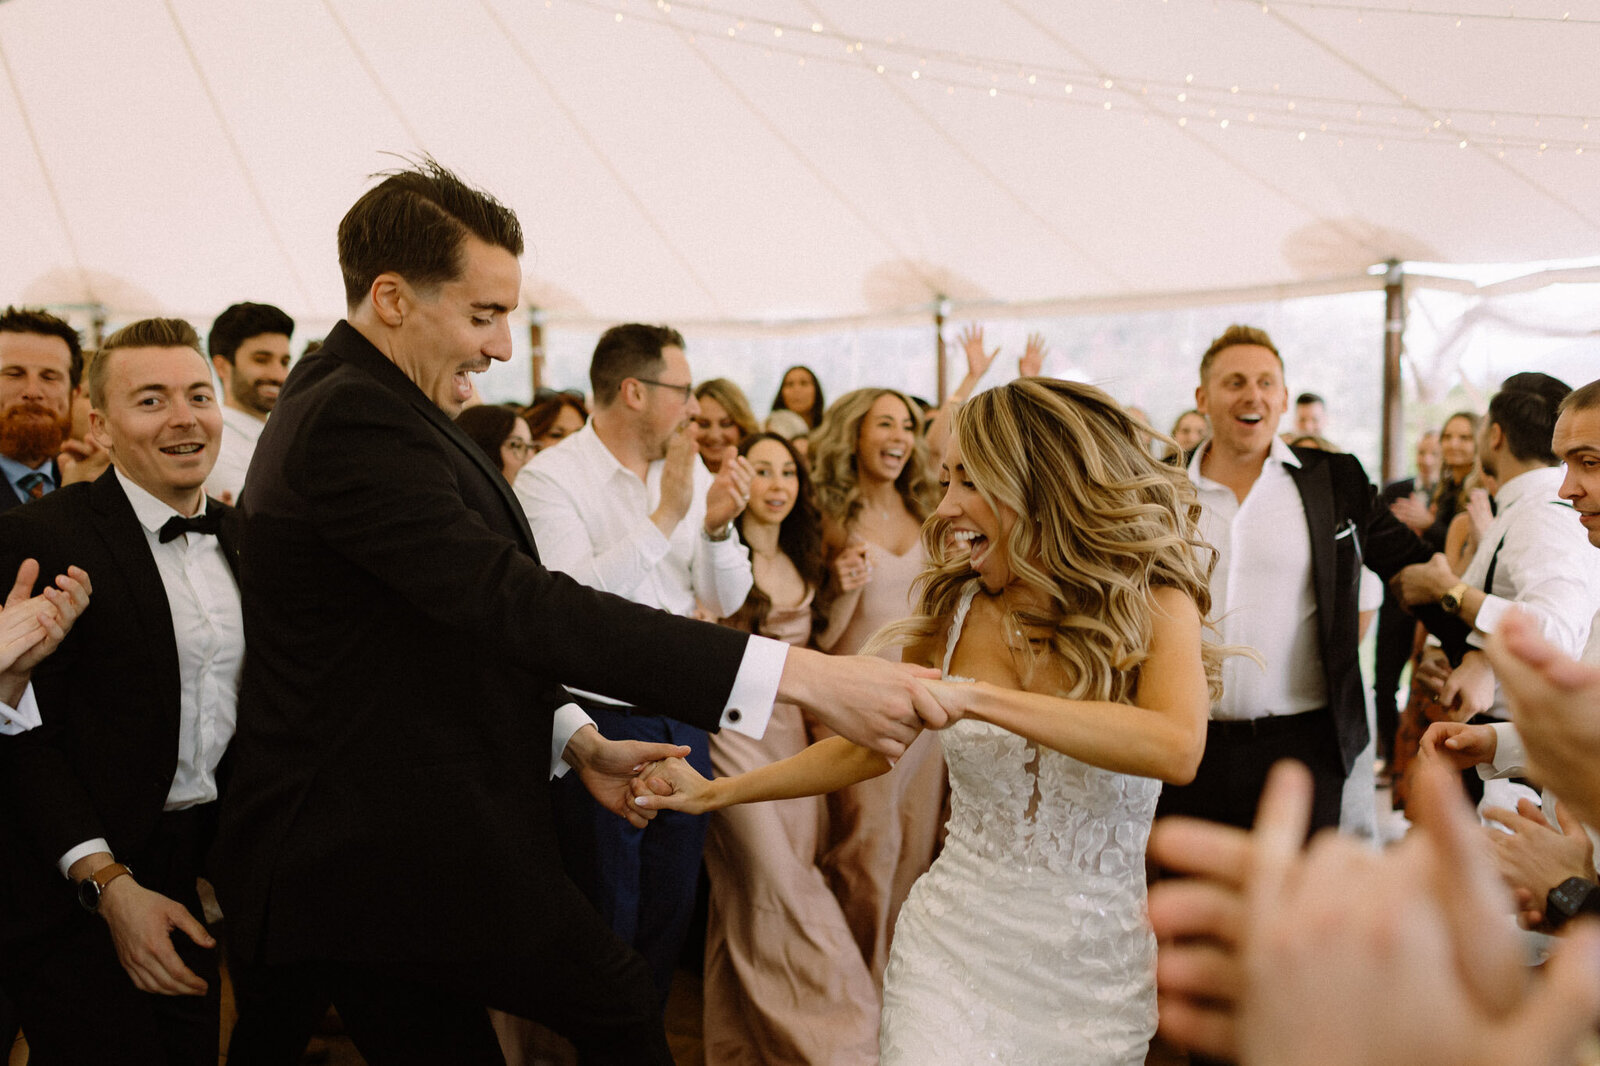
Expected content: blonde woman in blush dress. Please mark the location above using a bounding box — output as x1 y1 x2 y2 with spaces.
807 388 944 989
701 433 879 1064
637 379 1223 1064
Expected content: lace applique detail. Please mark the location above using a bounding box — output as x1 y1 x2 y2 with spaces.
879 581 1158 1065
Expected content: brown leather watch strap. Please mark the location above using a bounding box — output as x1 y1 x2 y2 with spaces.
90 862 133 893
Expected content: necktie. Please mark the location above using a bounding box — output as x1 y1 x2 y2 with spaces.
159 511 222 544
17 472 48 500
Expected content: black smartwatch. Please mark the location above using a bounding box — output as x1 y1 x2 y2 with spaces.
1545 876 1600 930
76 862 133 913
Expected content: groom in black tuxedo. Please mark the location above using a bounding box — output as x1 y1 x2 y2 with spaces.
210 159 945 1065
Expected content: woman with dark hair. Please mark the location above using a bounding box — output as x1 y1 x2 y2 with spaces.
699 433 878 1062
522 391 588 455
455 404 534 482
770 364 826 430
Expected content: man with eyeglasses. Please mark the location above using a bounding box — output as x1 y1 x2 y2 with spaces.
514 323 755 1010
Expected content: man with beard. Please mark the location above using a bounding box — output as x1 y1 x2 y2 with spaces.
0 307 83 512
203 302 293 505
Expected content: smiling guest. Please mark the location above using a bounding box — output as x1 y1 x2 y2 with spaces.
807 388 944 989
0 318 248 1063
1154 324 1470 834
692 379 759 474
455 404 534 483
203 302 293 505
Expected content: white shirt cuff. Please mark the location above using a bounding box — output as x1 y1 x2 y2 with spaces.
1469 594 1514 646
550 702 595 779
58 838 111 879
720 636 786 739
1478 722 1528 780
0 683 41 735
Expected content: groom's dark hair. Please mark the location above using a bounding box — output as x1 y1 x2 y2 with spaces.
338 156 524 309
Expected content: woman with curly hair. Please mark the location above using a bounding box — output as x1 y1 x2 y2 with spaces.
805 388 944 993
699 433 878 1063
639 378 1222 1064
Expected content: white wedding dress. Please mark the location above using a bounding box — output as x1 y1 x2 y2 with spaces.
878 582 1161 1065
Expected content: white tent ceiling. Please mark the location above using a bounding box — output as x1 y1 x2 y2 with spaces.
3 0 1598 332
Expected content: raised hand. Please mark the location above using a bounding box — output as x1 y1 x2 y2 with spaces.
704 447 752 535
563 724 691 829
1484 609 1600 829
98 875 215 995
1391 552 1457 607
1466 488 1495 539
1389 494 1434 533
1481 797 1595 929
829 537 872 593
651 425 698 536
0 561 91 678
956 324 998 381
1439 650 1497 721
1018 332 1047 377
57 437 112 487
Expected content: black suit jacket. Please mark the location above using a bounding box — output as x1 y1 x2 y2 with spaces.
0 471 240 959
0 459 61 514
1281 447 1468 771
211 321 750 967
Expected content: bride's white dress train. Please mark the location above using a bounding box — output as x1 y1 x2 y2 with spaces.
878 582 1160 1065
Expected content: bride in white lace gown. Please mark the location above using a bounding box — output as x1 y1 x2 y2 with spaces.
637 378 1226 1064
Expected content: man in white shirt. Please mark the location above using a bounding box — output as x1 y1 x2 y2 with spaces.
202 302 293 505
1394 373 1598 731
1156 324 1465 834
516 322 756 1005
0 318 244 1063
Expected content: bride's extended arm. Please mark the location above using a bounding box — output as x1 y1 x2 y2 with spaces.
635 735 892 814
929 586 1209 785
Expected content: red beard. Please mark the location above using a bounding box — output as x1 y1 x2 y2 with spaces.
0 403 70 467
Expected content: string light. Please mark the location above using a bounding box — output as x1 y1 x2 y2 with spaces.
573 0 1600 156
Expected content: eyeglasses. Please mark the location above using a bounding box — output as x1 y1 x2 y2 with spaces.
503 439 534 455
634 378 693 402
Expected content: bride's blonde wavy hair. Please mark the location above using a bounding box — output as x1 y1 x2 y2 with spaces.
873 378 1229 705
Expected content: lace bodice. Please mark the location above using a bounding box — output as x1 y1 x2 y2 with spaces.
879 581 1159 1065
937 582 1160 877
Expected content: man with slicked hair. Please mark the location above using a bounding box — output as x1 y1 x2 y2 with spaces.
212 159 945 1064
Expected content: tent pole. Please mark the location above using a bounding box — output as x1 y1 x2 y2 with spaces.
934 297 948 406
529 311 545 399
90 303 106 349
1381 261 1405 484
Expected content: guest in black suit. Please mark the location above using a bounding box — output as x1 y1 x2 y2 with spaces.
0 306 86 514
1372 428 1443 764
1156 324 1468 835
0 318 240 1064
209 159 945 1066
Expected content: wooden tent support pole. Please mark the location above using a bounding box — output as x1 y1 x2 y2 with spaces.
529 313 545 399
934 297 948 407
1381 261 1405 484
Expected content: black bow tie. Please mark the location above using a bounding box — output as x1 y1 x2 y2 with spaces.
158 511 222 544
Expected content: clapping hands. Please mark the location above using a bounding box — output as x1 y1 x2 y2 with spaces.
0 559 91 692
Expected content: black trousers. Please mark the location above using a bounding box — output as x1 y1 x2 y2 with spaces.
255 874 674 1066
1 805 221 1066
1156 709 1346 835
1372 595 1416 762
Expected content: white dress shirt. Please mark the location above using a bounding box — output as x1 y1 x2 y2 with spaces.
1459 465 1599 720
1189 437 1328 720
514 422 782 771
202 404 266 503
56 469 244 875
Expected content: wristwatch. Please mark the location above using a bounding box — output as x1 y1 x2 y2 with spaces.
1545 876 1600 930
76 862 133 913
1439 582 1470 615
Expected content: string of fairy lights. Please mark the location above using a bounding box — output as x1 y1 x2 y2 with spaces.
535 0 1600 158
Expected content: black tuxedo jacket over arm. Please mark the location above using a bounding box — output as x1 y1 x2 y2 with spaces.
0 472 241 958
211 321 751 967
1283 447 1469 772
